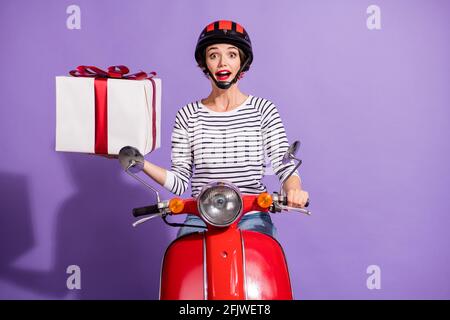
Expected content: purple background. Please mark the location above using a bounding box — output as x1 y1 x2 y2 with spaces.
1 0 449 299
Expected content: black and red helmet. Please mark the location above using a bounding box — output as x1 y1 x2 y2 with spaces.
195 20 253 72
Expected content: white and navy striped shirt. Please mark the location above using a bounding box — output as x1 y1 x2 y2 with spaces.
163 95 299 197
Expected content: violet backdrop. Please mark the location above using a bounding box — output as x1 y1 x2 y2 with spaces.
0 0 449 299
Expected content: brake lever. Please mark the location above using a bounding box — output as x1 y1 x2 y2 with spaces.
279 205 312 216
132 212 164 227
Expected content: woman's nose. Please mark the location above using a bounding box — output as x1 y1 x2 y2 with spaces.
218 57 228 68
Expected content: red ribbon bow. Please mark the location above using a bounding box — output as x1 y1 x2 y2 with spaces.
70 65 156 80
69 65 158 155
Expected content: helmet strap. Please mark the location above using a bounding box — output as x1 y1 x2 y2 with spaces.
207 56 251 90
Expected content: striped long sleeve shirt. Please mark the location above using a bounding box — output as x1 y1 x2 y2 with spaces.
163 95 299 197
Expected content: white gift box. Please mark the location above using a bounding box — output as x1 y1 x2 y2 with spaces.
55 76 161 155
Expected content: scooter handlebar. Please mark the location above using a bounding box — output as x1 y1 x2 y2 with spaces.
273 193 311 215
281 195 310 207
132 204 160 217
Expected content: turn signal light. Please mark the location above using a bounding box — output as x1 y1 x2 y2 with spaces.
169 198 185 214
257 192 273 208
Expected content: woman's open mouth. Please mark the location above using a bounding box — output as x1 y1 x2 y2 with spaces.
215 70 232 81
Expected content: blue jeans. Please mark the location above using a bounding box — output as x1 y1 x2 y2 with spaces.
176 212 278 239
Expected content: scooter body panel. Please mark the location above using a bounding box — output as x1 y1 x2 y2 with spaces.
160 228 293 300
160 232 205 300
242 230 293 300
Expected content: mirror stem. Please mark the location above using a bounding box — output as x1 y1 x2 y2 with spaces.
279 159 302 195
126 169 161 203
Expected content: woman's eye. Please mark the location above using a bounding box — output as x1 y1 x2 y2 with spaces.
209 53 217 59
229 52 237 58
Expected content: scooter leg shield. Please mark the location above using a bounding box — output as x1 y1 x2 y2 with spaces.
159 232 205 300
159 230 293 300
241 230 294 300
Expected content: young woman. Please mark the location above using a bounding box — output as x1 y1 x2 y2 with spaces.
142 20 309 238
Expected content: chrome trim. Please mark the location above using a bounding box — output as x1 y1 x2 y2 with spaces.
158 200 170 210
203 231 208 300
240 229 248 300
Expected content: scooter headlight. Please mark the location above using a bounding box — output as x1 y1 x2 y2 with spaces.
197 181 243 227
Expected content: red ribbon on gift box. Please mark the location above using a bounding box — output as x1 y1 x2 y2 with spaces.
69 65 158 155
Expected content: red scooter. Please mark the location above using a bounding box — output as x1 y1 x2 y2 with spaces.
118 141 310 300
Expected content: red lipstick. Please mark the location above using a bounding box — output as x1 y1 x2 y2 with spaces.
215 69 232 81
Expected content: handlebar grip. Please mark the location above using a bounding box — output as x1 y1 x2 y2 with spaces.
282 196 310 207
132 204 160 217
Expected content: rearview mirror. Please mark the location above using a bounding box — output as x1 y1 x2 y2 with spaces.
118 146 145 174
281 140 300 164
